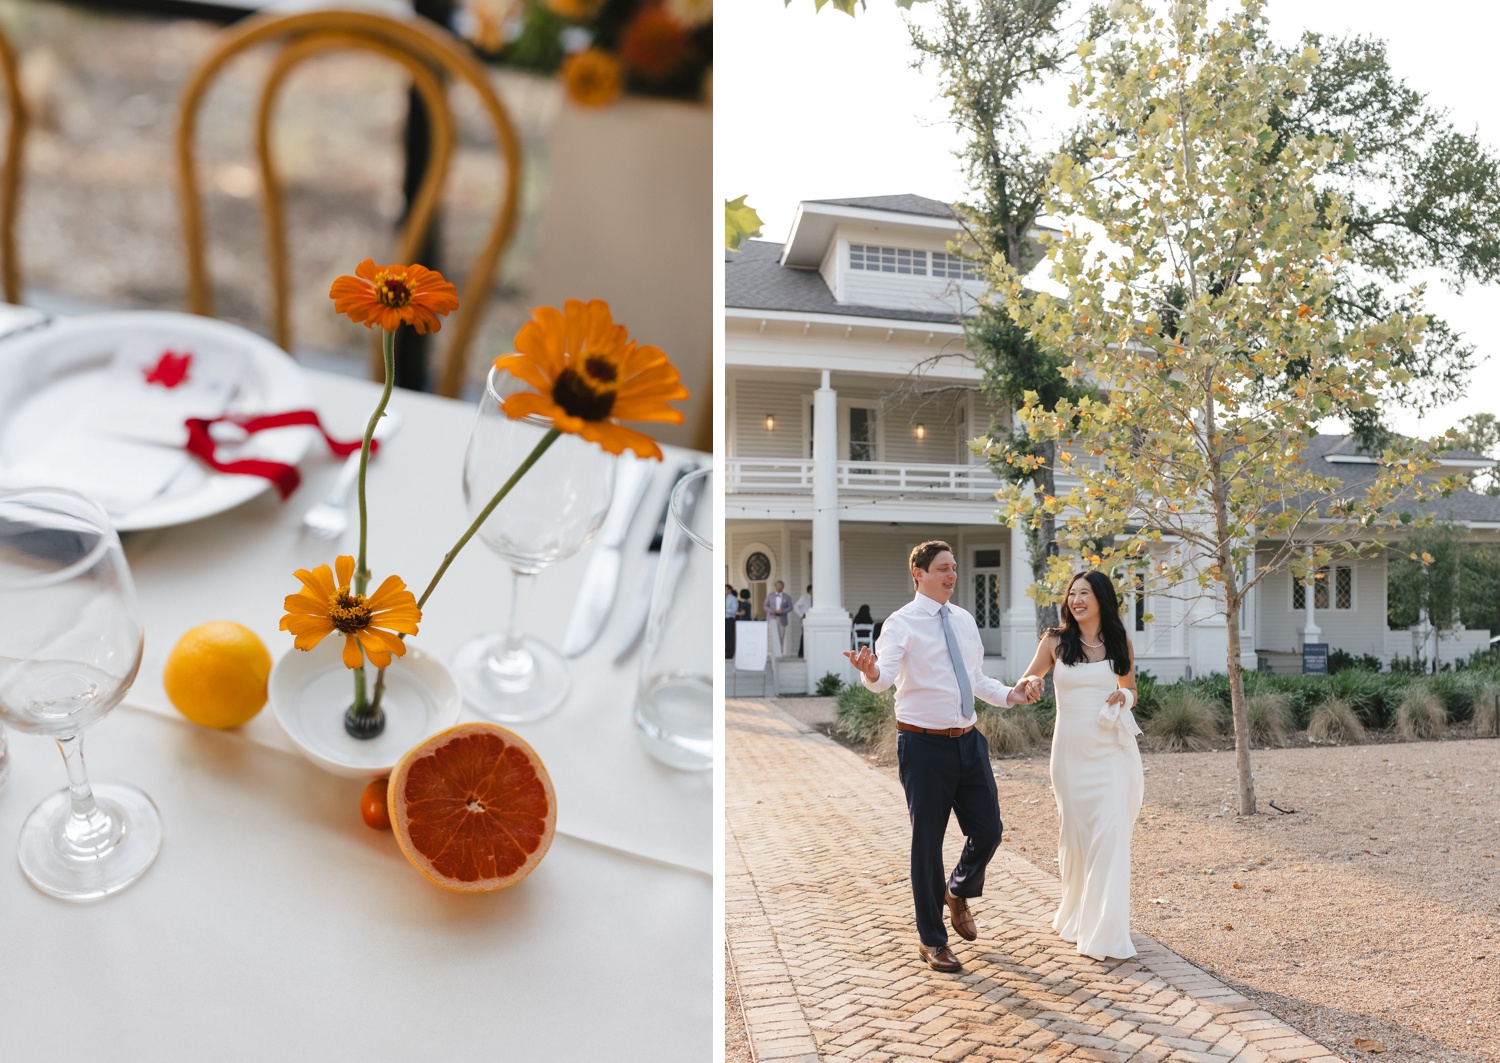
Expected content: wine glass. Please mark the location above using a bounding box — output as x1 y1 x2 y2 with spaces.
451 365 615 722
0 487 162 900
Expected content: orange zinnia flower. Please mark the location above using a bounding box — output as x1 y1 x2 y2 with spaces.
561 49 623 109
281 555 422 670
329 259 459 334
494 299 688 461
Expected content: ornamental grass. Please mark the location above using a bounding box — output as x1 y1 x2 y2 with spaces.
1143 687 1220 752
1396 685 1448 741
1244 691 1292 748
1307 697 1366 745
976 704 1043 757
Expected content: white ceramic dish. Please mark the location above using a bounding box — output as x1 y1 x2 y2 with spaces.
0 311 314 530
268 638 463 778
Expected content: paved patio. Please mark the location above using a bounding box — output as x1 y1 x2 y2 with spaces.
726 697 1342 1063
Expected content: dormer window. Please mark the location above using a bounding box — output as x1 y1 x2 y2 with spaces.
931 251 980 280
849 244 928 275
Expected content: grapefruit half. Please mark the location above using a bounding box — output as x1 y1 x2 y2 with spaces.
388 722 557 892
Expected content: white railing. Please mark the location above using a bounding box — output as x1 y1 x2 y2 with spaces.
727 458 1006 500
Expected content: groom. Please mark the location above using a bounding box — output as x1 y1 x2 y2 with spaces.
845 541 1033 972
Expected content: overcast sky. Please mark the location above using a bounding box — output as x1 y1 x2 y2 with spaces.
717 0 1500 440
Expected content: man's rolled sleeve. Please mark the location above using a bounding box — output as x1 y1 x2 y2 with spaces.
861 616 905 693
972 671 1014 707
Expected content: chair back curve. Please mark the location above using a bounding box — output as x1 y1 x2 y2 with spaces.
176 7 521 397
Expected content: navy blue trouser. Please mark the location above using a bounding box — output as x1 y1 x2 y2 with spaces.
896 728 1003 948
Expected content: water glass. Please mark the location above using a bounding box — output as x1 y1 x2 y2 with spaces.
0 487 161 900
634 466 712 770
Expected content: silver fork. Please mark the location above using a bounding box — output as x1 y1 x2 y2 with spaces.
300 412 403 539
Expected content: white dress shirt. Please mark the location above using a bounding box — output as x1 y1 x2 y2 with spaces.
725 593 739 619
861 592 1014 728
793 593 812 618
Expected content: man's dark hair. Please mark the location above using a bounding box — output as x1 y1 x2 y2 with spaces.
909 540 954 588
806 585 812 592
739 589 750 599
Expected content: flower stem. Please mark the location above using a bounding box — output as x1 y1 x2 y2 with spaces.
368 426 561 714
348 328 397 730
416 427 560 611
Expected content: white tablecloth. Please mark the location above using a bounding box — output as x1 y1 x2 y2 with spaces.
0 368 710 1060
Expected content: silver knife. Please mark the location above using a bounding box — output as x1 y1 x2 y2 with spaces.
612 463 703 664
560 456 654 657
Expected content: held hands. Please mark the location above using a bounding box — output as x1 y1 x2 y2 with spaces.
843 646 879 682
1011 675 1044 704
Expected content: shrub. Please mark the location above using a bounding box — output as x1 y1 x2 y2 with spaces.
1388 654 1428 676
1429 672 1477 723
1189 671 1232 712
1326 668 1392 729
815 672 844 697
1244 691 1292 748
1396 685 1447 740
1329 649 1384 674
1144 687 1221 752
1132 671 1162 719
833 684 892 745
976 704 1042 756
1307 698 1366 744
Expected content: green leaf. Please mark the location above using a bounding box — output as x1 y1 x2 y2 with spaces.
724 196 764 251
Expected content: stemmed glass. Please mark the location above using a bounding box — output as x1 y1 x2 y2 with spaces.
451 365 615 722
0 487 162 900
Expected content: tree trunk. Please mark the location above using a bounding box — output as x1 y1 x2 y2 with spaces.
1223 589 1256 815
1031 440 1061 638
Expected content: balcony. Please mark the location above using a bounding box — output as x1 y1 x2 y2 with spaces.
727 458 1004 500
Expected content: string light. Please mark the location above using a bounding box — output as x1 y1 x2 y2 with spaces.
765 414 775 431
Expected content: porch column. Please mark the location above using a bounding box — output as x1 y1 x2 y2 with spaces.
804 370 850 693
1002 518 1036 663
1301 545 1321 646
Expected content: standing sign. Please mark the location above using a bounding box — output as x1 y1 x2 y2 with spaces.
1302 642 1329 675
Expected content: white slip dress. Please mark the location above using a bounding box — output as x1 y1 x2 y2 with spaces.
1049 657 1145 960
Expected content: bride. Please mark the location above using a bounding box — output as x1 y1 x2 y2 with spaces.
1017 570 1144 961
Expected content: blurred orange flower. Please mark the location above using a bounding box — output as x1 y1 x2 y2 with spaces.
561 49 623 108
620 6 693 82
494 299 687 461
546 0 606 18
329 259 459 334
281 555 422 670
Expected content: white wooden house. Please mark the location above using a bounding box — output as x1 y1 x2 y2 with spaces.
725 194 1500 692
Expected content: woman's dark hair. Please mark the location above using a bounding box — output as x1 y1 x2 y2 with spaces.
1048 570 1131 676
853 604 874 624
725 584 735 595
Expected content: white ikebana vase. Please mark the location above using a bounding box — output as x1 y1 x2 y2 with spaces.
268 638 461 778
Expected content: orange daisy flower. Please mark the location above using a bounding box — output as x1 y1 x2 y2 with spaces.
494 299 688 461
281 555 422 670
561 49 623 109
329 259 459 334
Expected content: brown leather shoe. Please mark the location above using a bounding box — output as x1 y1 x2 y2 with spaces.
945 889 978 941
918 943 962 972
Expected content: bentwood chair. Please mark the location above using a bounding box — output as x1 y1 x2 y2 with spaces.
0 24 27 304
176 8 521 398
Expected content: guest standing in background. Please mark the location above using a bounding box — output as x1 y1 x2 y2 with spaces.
765 580 792 656
794 585 812 657
725 584 739 659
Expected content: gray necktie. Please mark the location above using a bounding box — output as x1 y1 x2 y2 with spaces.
938 604 974 720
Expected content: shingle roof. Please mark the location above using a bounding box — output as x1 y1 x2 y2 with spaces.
805 194 958 219
1303 434 1500 525
724 240 966 325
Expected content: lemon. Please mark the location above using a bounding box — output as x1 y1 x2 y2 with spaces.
163 622 272 729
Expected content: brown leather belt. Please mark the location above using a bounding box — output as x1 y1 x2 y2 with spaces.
896 721 974 737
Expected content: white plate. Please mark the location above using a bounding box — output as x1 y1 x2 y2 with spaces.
0 311 314 530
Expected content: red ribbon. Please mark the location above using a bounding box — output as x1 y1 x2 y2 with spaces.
184 410 378 500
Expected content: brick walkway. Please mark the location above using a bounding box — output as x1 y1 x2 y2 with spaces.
725 698 1342 1063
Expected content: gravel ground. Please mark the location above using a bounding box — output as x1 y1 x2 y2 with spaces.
924 736 1500 1062
725 949 752 1063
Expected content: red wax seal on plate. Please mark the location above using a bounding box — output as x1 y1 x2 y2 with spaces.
144 350 192 388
